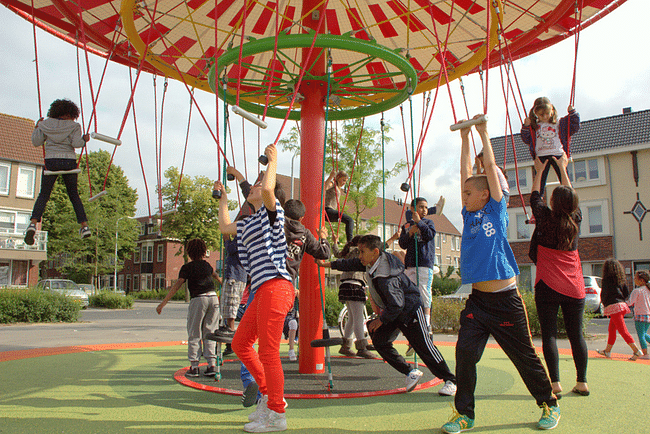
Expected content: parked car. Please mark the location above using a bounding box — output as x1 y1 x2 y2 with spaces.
36 279 89 308
583 275 603 314
77 283 97 296
439 283 472 302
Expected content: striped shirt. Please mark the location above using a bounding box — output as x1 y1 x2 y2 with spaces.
237 199 291 293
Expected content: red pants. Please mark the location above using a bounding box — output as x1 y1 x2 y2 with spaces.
232 278 294 413
607 312 635 346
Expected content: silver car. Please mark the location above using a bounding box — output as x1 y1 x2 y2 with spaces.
36 279 89 308
439 283 473 302
583 275 603 314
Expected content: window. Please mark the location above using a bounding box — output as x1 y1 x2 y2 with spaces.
436 254 442 266
133 274 140 292
591 263 603 278
141 273 153 290
142 244 153 263
134 245 140 264
587 206 603 234
442 234 447 243
139 223 145 236
126 275 131 292
118 274 124 291
454 257 459 267
17 166 36 198
446 255 452 265
157 244 164 262
566 158 601 184
0 210 31 233
0 261 9 285
155 273 166 290
506 168 527 189
0 163 9 195
516 214 531 240
435 233 440 249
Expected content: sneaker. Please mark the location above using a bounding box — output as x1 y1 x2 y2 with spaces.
212 325 236 337
405 345 415 357
242 382 259 408
537 404 560 430
441 411 474 434
244 409 287 432
203 366 216 377
223 343 234 357
405 369 423 392
288 349 297 362
24 223 37 246
248 395 269 422
438 380 457 396
80 226 91 239
185 367 200 377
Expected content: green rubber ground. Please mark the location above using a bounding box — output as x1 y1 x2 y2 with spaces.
0 343 646 433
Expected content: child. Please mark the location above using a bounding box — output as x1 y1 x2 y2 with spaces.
283 198 332 361
529 154 589 397
475 151 509 203
324 169 355 242
596 258 643 360
521 97 580 196
628 270 650 359
26 99 91 245
331 235 377 359
318 235 457 397
214 144 293 433
442 116 559 434
156 238 222 377
399 197 438 334
404 195 445 221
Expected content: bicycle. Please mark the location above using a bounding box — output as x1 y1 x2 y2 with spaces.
337 302 374 338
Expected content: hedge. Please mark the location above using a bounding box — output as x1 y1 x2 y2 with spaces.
0 288 81 324
89 291 134 309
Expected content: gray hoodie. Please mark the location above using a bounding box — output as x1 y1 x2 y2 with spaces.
32 118 85 160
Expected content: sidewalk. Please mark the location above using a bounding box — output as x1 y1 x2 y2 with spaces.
0 301 640 357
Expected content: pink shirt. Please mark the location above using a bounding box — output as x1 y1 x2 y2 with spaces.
628 286 650 316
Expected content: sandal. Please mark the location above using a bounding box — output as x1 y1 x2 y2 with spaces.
596 349 611 358
571 387 590 396
629 351 643 361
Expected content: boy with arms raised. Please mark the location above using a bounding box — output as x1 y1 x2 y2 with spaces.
441 117 559 433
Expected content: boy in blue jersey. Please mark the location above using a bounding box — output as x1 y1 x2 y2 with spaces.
214 144 293 433
441 116 559 434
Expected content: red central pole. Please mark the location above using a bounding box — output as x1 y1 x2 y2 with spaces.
298 0 327 374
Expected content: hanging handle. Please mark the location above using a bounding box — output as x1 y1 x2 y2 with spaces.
450 115 488 131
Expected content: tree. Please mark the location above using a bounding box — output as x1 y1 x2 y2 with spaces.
278 120 405 241
159 167 236 262
42 150 139 285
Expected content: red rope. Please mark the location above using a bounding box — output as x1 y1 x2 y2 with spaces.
174 90 194 209
234 0 250 108
30 0 44 153
129 65 153 219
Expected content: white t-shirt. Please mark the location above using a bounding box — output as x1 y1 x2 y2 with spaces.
535 122 564 157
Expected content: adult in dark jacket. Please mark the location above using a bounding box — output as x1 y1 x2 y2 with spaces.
318 235 456 396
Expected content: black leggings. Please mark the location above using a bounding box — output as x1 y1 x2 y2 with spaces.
325 207 354 242
534 280 588 384
538 155 563 195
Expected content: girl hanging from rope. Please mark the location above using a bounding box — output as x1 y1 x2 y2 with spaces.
324 169 354 243
521 97 580 197
25 99 91 245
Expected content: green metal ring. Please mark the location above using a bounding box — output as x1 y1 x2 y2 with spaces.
209 32 417 121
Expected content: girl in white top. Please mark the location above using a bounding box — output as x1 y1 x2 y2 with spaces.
628 270 650 359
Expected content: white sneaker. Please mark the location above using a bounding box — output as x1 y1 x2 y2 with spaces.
288 349 297 362
244 409 287 432
248 395 269 422
405 369 423 392
438 380 457 396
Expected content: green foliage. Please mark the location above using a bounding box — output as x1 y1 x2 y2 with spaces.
323 285 344 327
160 167 236 262
89 291 134 309
431 276 461 297
130 289 186 301
0 289 81 323
430 298 465 332
42 150 138 284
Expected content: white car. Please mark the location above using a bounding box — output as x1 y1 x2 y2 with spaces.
583 275 603 314
36 279 89 308
439 283 473 302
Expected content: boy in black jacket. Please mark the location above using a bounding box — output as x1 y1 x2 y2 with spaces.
317 235 456 396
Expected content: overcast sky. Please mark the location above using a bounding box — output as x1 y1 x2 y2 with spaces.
1 0 648 232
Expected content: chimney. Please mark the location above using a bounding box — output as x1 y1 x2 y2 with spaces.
623 107 632 114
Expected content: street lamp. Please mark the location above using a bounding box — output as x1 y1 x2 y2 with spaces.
115 216 134 292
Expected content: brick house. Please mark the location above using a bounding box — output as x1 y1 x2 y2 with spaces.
491 108 650 290
0 113 47 286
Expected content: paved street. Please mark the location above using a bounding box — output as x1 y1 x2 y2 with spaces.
0 301 642 357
